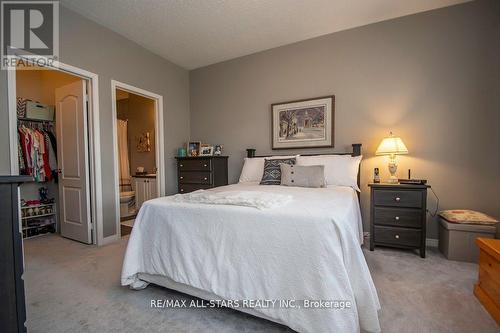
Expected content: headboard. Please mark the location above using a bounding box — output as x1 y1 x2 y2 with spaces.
246 143 362 191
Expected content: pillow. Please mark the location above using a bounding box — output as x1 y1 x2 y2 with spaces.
239 155 300 183
297 155 362 191
439 210 499 225
280 164 325 188
260 158 296 185
239 157 265 183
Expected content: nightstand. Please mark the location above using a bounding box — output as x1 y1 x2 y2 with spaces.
369 183 430 258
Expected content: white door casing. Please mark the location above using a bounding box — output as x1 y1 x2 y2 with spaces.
55 80 92 244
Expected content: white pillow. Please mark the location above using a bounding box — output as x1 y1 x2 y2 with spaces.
297 155 362 191
239 155 300 183
239 157 265 183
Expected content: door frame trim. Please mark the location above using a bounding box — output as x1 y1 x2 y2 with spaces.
7 59 104 246
110 80 165 238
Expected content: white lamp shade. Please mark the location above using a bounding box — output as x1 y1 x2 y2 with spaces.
376 135 408 156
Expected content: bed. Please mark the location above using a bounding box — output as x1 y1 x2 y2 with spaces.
121 145 381 333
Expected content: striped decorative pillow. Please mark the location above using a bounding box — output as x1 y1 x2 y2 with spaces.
259 158 296 185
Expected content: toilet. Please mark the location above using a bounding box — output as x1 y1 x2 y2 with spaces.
120 190 136 218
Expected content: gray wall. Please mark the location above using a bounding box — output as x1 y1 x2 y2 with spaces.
190 0 500 238
0 6 190 238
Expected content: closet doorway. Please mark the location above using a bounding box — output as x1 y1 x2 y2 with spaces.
11 65 97 245
111 80 165 237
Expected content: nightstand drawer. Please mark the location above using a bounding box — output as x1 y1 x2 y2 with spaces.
179 171 212 184
178 184 212 193
373 189 422 208
374 207 422 228
374 226 421 247
178 159 212 171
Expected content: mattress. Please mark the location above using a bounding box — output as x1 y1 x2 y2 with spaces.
121 183 380 333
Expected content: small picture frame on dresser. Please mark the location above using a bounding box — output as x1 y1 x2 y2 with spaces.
187 141 201 157
199 145 214 156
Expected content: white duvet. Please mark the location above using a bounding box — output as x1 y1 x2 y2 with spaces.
121 183 380 333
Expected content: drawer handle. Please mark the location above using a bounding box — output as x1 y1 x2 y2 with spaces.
180 189 184 192
395 234 400 239
180 176 184 180
203 164 208 167
395 216 400 221
203 177 208 181
395 197 401 202
180 164 183 167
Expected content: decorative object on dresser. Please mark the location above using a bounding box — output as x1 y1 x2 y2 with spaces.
474 238 500 325
199 145 214 156
176 156 228 193
214 144 223 156
369 183 430 258
1 175 32 333
375 132 409 183
187 141 201 157
271 95 334 149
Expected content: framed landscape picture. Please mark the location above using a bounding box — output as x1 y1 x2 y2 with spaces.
272 95 334 149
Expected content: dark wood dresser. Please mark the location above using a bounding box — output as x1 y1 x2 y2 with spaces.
1 175 32 333
369 183 430 258
175 156 228 193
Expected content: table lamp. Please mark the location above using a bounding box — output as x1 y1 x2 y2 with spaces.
375 132 408 183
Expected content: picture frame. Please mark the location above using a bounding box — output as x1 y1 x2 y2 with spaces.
214 144 223 156
187 141 201 157
199 145 214 156
271 95 334 149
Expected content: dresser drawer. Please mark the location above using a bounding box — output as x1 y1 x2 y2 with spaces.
179 171 212 184
374 207 422 229
374 226 421 247
373 189 423 208
178 184 212 194
178 159 212 171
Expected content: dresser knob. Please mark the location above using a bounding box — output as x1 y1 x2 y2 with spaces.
395 216 400 221
395 234 400 239
180 176 184 180
395 197 401 202
180 164 183 167
203 164 208 167
203 177 208 181
180 189 184 192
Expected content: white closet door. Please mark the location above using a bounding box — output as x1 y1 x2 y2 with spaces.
55 80 92 244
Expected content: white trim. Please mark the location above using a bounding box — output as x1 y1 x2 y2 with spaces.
7 58 104 246
110 80 166 239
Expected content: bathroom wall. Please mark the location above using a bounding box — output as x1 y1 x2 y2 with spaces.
116 93 157 176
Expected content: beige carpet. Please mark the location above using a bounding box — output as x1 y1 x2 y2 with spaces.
23 234 498 332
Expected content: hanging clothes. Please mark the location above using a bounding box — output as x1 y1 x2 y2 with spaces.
18 123 57 183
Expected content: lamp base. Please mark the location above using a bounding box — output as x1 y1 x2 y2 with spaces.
387 175 399 184
387 160 398 183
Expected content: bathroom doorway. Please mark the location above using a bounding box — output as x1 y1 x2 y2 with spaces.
111 81 165 236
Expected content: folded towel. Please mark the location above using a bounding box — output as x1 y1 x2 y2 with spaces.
172 190 292 210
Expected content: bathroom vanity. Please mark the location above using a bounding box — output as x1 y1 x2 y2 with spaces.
132 175 157 210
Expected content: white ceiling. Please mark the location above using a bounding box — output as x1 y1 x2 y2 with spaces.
61 0 467 70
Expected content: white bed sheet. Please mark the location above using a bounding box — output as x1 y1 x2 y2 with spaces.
121 183 380 333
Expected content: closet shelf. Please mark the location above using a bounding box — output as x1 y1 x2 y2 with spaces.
22 222 56 230
18 117 55 123
22 212 56 220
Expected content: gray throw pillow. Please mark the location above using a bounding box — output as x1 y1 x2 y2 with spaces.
260 158 296 185
280 164 325 188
